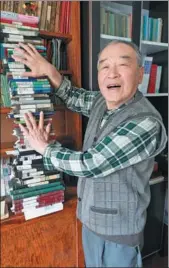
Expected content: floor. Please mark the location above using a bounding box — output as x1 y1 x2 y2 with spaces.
143 253 168 268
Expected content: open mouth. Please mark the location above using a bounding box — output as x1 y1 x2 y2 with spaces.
107 84 121 90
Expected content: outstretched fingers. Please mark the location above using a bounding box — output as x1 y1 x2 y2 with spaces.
18 42 37 58
38 111 44 130
24 112 37 131
19 124 29 136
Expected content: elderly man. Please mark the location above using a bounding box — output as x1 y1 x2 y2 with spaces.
12 40 167 267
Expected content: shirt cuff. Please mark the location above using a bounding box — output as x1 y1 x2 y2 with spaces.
43 142 62 170
55 77 71 94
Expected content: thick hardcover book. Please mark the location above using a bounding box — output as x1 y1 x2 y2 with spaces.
13 195 64 212
24 202 63 220
10 180 63 195
12 185 65 200
14 189 64 205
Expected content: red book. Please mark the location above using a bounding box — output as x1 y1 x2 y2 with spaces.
66 1 71 34
147 64 158 93
14 190 64 205
0 18 38 28
59 1 66 33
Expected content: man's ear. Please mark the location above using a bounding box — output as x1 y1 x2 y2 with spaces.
138 66 144 84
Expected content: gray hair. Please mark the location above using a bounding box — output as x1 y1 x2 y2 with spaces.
97 40 142 69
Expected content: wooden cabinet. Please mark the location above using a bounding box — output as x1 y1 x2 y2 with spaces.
0 1 82 156
1 2 84 267
1 187 85 267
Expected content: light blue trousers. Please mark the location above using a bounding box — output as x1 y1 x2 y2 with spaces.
82 225 142 267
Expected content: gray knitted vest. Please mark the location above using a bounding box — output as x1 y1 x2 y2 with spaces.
77 90 167 247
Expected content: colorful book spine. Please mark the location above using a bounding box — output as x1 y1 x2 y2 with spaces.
147 64 158 94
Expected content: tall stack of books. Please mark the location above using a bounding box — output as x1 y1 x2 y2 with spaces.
1 11 65 221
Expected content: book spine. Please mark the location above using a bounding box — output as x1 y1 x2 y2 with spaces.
147 64 158 93
24 203 63 220
12 185 65 200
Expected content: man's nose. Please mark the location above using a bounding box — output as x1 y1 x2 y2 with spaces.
108 66 119 78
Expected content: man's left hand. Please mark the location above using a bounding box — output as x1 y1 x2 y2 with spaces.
19 111 51 155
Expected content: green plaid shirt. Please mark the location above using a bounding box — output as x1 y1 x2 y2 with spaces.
43 78 160 178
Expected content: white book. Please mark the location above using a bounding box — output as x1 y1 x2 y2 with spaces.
27 181 49 187
19 108 36 114
9 34 24 39
20 103 52 109
138 56 153 94
12 99 51 105
22 168 37 174
22 171 44 179
0 200 9 220
24 202 63 220
24 177 46 185
2 43 19 48
20 155 42 161
16 164 32 171
2 28 38 36
6 37 24 42
2 23 39 31
155 66 162 93
17 88 34 95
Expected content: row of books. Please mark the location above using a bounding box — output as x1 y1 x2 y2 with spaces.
139 57 162 94
141 15 163 42
100 7 132 38
1 12 65 221
0 1 71 34
0 10 68 107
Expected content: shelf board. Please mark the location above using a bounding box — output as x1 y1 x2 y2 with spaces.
144 93 168 97
100 34 131 42
0 107 11 114
0 142 14 158
141 40 168 55
39 31 72 43
59 70 72 75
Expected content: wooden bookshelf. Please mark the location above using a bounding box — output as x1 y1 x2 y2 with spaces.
1 186 84 267
39 30 72 43
0 142 15 158
0 107 11 114
1 2 84 267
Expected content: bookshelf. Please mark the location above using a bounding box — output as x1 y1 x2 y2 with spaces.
1 2 84 267
144 93 168 97
141 40 168 54
0 4 82 156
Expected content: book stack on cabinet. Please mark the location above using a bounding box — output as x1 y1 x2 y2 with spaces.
0 11 65 221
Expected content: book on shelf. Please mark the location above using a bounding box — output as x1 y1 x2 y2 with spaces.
141 15 163 42
147 64 158 94
138 56 153 94
155 66 162 93
100 5 132 38
139 59 163 95
0 1 71 34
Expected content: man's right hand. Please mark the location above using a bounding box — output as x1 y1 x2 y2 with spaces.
12 42 63 88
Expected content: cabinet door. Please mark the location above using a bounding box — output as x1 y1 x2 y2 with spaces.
142 180 166 258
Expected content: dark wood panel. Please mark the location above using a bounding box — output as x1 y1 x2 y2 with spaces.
1 187 85 268
1 113 16 144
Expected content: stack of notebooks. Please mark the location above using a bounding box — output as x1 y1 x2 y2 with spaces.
1 11 65 221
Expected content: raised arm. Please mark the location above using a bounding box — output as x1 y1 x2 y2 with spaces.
12 43 98 116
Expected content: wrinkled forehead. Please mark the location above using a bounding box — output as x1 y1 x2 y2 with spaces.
99 43 137 63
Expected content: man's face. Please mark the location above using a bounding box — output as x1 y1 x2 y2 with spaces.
98 43 144 110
